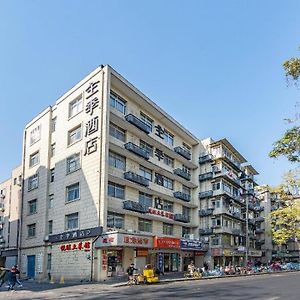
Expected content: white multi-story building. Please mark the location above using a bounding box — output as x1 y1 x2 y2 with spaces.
0 166 22 268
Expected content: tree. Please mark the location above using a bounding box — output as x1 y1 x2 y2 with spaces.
269 48 300 162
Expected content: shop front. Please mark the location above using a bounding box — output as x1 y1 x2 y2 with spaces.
180 239 207 270
95 232 153 279
152 236 181 273
212 247 245 267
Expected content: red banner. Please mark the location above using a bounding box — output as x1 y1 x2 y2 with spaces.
153 237 180 249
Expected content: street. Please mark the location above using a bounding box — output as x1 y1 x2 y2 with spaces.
0 272 299 300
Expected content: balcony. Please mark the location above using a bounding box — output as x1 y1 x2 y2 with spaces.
199 154 213 164
125 114 151 134
199 190 213 199
254 206 264 212
124 142 149 160
173 168 191 181
255 228 264 234
173 191 191 202
174 214 190 223
199 228 213 235
124 171 149 187
174 146 191 160
199 172 213 182
255 217 264 223
232 229 242 235
199 208 214 217
123 200 148 214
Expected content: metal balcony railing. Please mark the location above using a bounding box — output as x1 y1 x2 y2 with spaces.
232 229 242 235
173 168 191 181
199 172 213 182
123 200 149 214
125 114 151 134
124 142 149 160
199 190 213 199
199 228 213 235
255 228 264 234
199 208 214 217
174 146 191 160
173 191 191 202
124 171 150 187
174 214 190 223
199 154 213 164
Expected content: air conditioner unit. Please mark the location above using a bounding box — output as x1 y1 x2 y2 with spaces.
184 234 194 240
44 235 49 242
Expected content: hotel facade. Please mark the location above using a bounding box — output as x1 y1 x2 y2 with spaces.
3 65 263 281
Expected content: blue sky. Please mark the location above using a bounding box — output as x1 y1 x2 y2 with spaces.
0 0 299 184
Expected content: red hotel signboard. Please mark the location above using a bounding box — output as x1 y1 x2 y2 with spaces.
153 237 181 249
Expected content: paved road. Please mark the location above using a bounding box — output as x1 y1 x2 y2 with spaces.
0 272 299 300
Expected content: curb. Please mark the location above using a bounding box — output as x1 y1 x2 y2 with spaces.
111 270 300 288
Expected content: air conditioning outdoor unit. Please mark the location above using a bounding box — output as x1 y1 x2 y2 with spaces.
184 234 194 240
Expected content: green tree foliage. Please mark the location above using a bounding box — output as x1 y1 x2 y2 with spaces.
269 48 300 162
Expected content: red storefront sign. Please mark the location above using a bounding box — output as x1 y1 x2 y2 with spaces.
153 237 181 249
136 249 149 257
123 235 149 245
60 241 91 252
148 208 174 220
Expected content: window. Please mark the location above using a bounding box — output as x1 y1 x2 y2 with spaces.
163 223 173 235
109 123 126 142
164 130 174 146
47 253 52 271
163 200 173 212
68 125 82 145
108 182 125 199
155 173 174 190
138 218 152 233
107 212 124 229
222 182 231 194
212 182 221 190
48 194 54 209
51 117 57 133
110 91 126 114
28 223 36 238
140 112 153 132
28 199 37 215
29 151 40 167
48 220 53 234
65 212 79 230
182 142 191 152
109 151 126 170
163 154 174 168
28 174 39 191
69 95 83 118
139 140 153 157
66 183 80 202
182 206 191 217
66 153 81 174
139 165 152 181
50 168 55 183
212 237 220 246
139 192 152 208
182 227 191 237
30 125 41 145
50 143 56 157
13 178 17 185
182 185 191 196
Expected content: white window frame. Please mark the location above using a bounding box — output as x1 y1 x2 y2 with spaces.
66 182 80 203
164 130 174 146
68 125 82 146
29 151 40 167
27 223 36 238
109 151 126 170
30 125 41 146
66 153 81 174
110 91 126 114
69 95 83 118
65 212 79 230
109 122 126 142
28 199 37 215
28 174 39 191
140 112 153 132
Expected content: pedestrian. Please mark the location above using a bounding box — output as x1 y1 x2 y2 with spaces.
126 263 138 284
14 265 23 287
7 266 17 291
0 266 9 287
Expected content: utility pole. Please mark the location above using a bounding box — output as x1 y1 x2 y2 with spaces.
245 195 249 267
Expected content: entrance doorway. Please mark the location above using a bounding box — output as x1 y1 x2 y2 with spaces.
27 255 35 278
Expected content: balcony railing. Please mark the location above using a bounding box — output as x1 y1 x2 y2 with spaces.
199 154 213 164
124 171 149 187
173 168 191 181
254 206 264 212
173 191 191 202
199 228 213 235
232 229 242 235
125 114 151 134
199 172 213 182
255 228 264 234
174 214 190 223
174 146 191 160
199 208 214 217
199 190 213 199
124 142 149 160
123 200 148 214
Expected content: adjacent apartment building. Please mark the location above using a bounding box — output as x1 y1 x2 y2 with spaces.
13 65 263 281
0 166 22 268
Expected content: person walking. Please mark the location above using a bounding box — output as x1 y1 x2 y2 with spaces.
126 263 138 284
14 265 22 287
7 266 17 291
0 266 9 288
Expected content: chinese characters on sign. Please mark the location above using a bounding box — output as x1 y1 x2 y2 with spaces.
148 207 174 220
123 235 149 245
60 241 91 252
84 81 100 156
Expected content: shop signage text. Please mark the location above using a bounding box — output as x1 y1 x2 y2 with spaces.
148 207 174 220
180 239 203 251
60 241 91 252
154 237 181 249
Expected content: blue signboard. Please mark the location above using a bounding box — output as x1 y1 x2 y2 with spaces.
180 239 203 251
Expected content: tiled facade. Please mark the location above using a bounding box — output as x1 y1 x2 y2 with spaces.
2 65 266 281
0 166 22 268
